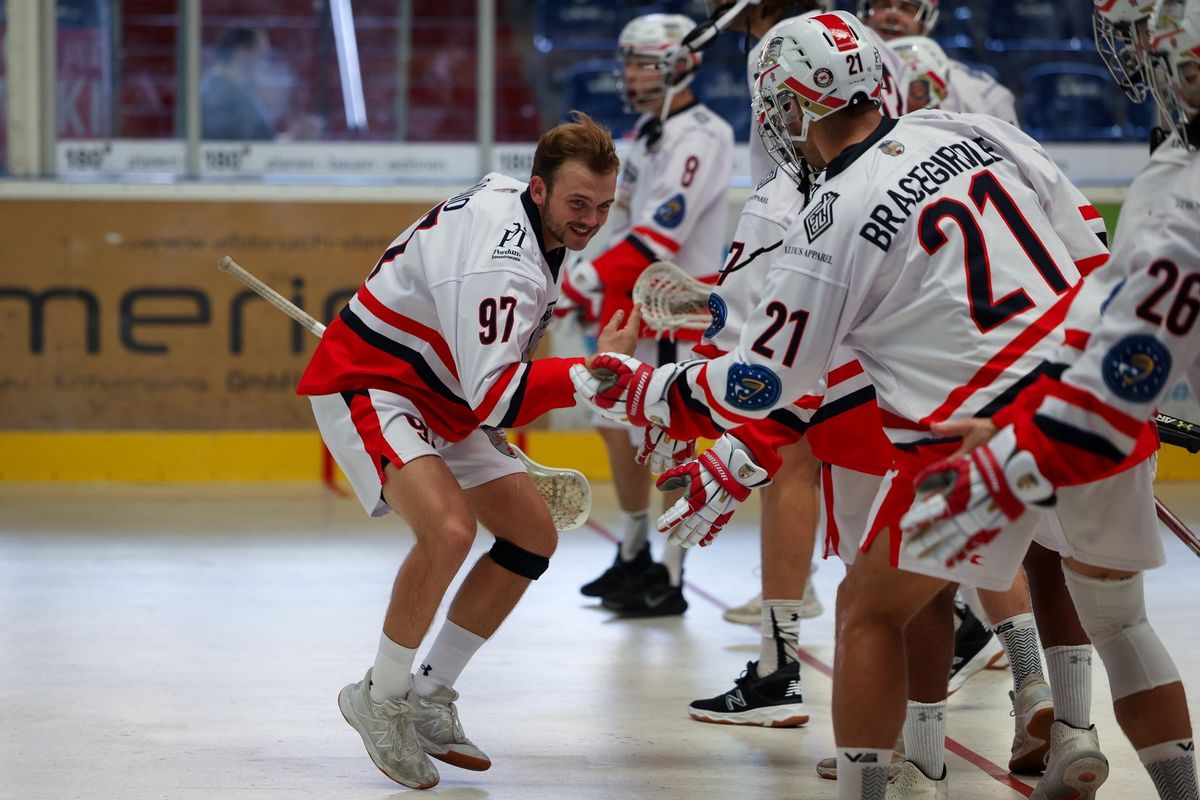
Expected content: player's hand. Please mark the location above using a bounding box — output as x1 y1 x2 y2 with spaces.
558 258 603 324
655 435 770 548
900 424 1055 570
594 305 641 357
569 353 681 427
636 424 696 475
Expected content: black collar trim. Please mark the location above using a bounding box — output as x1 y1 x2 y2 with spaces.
521 187 566 280
824 115 898 181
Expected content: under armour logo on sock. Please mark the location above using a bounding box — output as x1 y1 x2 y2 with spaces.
1180 741 1196 752
420 663 433 676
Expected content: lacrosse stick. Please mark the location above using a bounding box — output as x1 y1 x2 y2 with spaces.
631 260 713 337
1156 411 1200 454
1156 497 1200 558
217 255 592 532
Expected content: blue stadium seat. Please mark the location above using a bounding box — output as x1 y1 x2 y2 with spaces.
984 0 1085 51
1125 96 1157 140
561 59 639 139
1022 62 1123 140
534 0 624 54
933 0 978 56
694 62 751 141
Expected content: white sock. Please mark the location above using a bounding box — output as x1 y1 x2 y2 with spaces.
370 631 417 702
619 510 649 561
993 613 1044 691
661 541 685 586
412 620 487 697
834 747 892 800
1044 644 1093 729
1138 739 1199 800
903 700 947 779
759 599 803 675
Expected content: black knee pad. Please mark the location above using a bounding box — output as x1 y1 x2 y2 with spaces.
488 538 550 580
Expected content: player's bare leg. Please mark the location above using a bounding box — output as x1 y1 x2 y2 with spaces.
899 583 955 785
688 440 817 727
833 526 951 799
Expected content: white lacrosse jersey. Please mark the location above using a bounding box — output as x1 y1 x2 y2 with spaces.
297 172 581 442
746 23 908 183
671 111 1108 452
942 60 1019 126
1001 132 1200 486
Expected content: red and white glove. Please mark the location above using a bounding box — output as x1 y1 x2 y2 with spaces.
900 424 1055 570
636 424 696 475
557 258 603 324
569 353 685 427
655 435 770 548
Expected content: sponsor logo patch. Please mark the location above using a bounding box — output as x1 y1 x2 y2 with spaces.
704 293 727 339
878 139 905 156
803 191 838 243
1102 334 1172 402
813 67 834 88
654 193 687 228
725 363 782 410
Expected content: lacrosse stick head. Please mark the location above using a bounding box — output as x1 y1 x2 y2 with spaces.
511 445 592 532
632 261 714 337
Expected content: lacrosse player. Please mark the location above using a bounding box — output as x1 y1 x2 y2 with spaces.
901 2 1200 797
571 11 1124 797
566 13 734 617
295 113 639 789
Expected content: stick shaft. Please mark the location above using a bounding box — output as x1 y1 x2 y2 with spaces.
1155 495 1200 558
217 256 326 336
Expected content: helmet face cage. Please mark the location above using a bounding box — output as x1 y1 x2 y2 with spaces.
754 80 810 187
615 14 701 115
1094 0 1157 102
1147 0 1200 148
856 0 939 36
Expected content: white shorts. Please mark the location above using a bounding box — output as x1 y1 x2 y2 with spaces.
310 390 524 517
1032 456 1163 572
818 463 886 565
593 337 681 444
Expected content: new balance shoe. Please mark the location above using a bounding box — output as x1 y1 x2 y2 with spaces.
580 542 653 598
1030 721 1108 800
410 684 491 771
948 602 1005 694
886 761 948 799
603 564 687 617
337 669 440 789
1008 675 1054 774
688 660 809 727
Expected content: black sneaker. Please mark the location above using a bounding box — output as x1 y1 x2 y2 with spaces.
601 564 687 617
948 600 1005 693
580 542 653 598
688 660 809 727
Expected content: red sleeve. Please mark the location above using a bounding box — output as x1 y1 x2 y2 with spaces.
595 237 655 329
727 418 806 477
501 357 586 428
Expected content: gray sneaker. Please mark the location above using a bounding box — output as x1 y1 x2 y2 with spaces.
1030 721 1108 800
338 669 440 789
410 684 492 771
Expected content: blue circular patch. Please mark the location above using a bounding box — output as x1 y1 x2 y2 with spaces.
704 292 727 339
725 363 782 410
1101 334 1172 403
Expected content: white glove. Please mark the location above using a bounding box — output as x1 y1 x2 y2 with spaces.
558 258 603 324
569 353 681 427
636 424 696 475
655 435 770 548
900 424 1055 570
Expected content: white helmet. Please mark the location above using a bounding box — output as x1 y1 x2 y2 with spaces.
1094 0 1159 101
889 35 951 109
1147 0 1200 148
857 0 940 37
616 14 702 114
754 11 882 186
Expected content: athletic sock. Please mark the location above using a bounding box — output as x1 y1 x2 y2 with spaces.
759 599 803 675
993 613 1044 691
661 541 685 586
902 700 947 779
1044 644 1093 728
370 631 417 702
412 619 486 697
619 510 649 561
834 747 892 800
1138 739 1199 800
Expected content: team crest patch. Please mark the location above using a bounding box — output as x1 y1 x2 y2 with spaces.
813 68 834 88
1101 334 1172 402
725 363 782 410
654 194 687 228
879 140 905 156
803 191 838 243
704 293 727 339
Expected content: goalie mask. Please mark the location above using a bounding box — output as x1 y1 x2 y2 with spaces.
754 11 882 187
888 36 951 109
616 14 702 115
857 0 940 38
1094 0 1158 102
1147 0 1200 149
